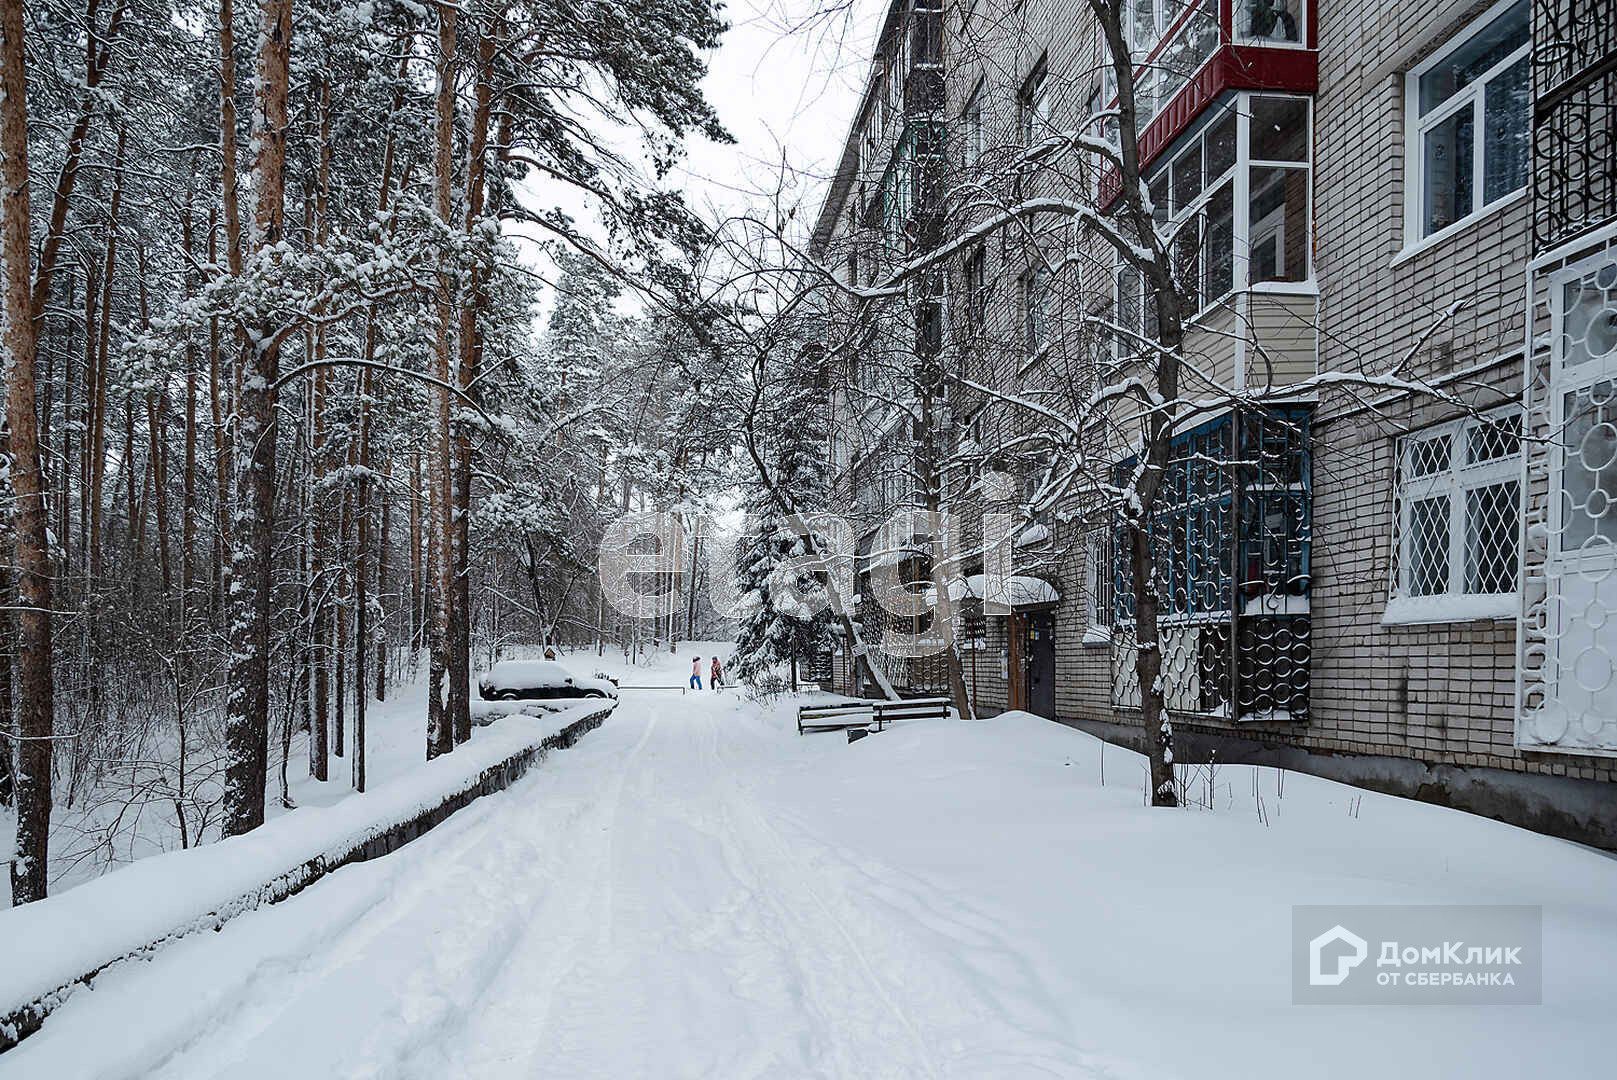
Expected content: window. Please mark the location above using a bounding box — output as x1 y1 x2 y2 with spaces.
1111 407 1312 719
911 0 942 68
1116 94 1308 342
1122 0 1219 134
1387 410 1522 623
916 270 945 357
963 82 984 167
1406 0 1530 242
1083 534 1114 644
962 245 987 339
1118 95 1306 341
1127 0 1216 57
1237 0 1304 44
1021 265 1048 366
1020 60 1050 147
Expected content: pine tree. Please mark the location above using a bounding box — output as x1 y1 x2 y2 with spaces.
732 376 834 686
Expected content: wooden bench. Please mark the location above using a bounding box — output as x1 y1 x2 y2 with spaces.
872 697 952 725
796 696 953 736
797 701 875 735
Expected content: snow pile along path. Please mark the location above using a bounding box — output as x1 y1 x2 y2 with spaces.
0 701 612 1047
5 691 1617 1078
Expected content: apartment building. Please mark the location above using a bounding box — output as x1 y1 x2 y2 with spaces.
809 0 1617 847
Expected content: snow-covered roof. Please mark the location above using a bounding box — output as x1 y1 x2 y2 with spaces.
1015 523 1051 548
926 573 1061 609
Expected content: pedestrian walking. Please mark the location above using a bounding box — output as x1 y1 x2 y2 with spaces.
710 656 724 690
690 656 703 690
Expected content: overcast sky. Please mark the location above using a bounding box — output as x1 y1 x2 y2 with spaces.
508 0 882 316
672 0 881 230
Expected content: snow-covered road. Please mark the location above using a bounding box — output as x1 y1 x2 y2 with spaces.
5 692 1099 1079
8 687 1617 1079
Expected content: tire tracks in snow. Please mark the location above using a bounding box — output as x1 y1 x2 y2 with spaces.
409 705 663 1078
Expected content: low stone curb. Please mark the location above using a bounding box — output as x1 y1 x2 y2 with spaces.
0 702 614 1052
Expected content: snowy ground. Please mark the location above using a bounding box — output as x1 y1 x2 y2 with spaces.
5 669 1617 1077
5 644 670 903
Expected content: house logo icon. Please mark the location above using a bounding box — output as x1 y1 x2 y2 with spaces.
1309 925 1369 986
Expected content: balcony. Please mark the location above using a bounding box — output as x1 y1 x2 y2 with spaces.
1102 0 1318 205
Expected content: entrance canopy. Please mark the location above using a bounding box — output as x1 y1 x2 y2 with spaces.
928 573 1061 610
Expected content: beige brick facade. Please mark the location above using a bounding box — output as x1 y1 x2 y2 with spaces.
810 0 1617 845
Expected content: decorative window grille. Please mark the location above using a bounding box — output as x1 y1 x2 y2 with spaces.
1111 406 1311 720
1520 250 1617 754
1531 0 1617 251
1386 410 1522 623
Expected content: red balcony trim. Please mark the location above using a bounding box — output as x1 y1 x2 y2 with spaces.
1098 43 1317 210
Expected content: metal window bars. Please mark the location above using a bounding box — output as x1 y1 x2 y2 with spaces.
1111 406 1312 721
1390 411 1523 605
1531 0 1617 252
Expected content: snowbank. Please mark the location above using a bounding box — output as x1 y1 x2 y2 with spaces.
0 700 614 1049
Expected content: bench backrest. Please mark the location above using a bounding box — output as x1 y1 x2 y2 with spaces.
872 697 951 722
797 702 874 722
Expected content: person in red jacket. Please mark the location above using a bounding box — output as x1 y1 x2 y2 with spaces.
710 656 724 690
689 656 703 690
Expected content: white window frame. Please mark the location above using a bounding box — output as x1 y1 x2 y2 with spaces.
1232 0 1308 48
1127 0 1230 57
1113 92 1312 349
1384 407 1522 625
1020 264 1049 370
963 80 984 167
1083 534 1113 645
1020 59 1049 147
1401 0 1530 250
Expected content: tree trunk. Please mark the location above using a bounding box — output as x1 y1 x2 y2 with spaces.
180 189 199 625
88 129 126 586
217 0 245 279
222 0 291 837
427 0 458 758
0 570 12 809
206 208 231 620
448 12 496 749
3 0 58 903
376 470 390 701
30 0 126 323
410 445 423 653
353 373 371 792
305 85 333 781
1095 0 1182 807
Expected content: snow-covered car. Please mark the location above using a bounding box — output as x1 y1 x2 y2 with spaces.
477 659 619 701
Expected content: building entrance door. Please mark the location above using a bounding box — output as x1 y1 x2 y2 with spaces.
1026 611 1056 719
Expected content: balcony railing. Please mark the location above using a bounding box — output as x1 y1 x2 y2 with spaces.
1531 0 1617 253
